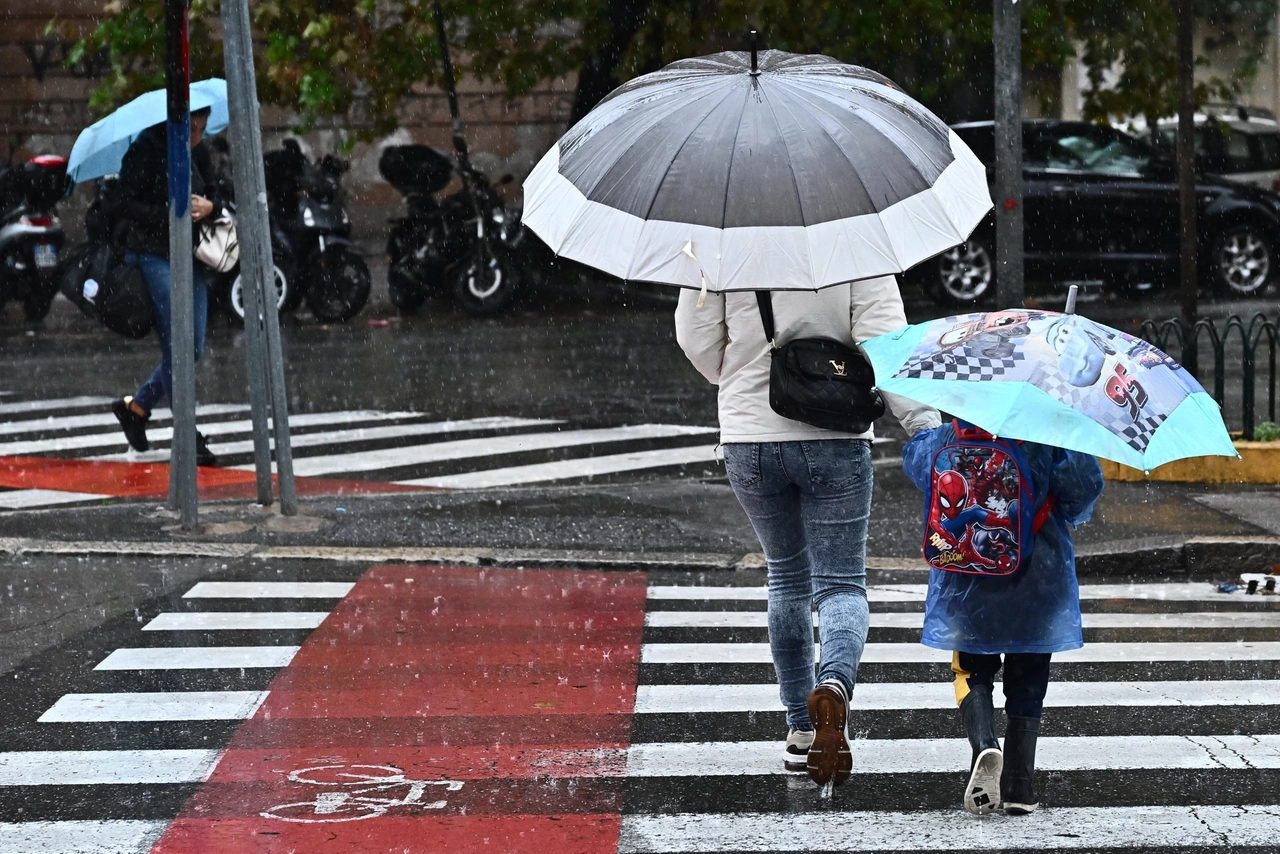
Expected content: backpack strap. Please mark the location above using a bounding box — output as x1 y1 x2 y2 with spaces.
1032 494 1056 533
755 290 776 347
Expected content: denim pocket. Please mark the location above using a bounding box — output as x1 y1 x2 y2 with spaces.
723 443 762 488
800 439 869 490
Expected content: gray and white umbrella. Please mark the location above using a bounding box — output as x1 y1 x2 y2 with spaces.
523 50 992 292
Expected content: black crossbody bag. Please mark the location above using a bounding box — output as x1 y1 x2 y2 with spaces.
755 291 886 433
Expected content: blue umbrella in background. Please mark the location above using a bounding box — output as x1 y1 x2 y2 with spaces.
862 310 1237 471
67 79 229 184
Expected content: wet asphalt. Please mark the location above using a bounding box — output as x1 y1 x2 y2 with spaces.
0 274 1278 850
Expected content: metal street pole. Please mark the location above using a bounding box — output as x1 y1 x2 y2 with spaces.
994 0 1024 309
220 0 297 514
165 0 198 528
1177 0 1199 327
221 0 274 506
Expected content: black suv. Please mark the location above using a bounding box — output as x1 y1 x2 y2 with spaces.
915 119 1280 306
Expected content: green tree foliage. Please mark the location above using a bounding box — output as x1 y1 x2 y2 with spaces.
59 0 1278 138
1067 0 1279 127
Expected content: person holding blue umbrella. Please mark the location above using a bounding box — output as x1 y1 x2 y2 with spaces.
67 80 229 465
107 104 222 466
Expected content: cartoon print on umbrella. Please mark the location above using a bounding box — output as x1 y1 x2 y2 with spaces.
892 311 1203 455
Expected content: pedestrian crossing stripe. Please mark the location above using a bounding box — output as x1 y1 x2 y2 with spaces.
641 640 1280 663
8 570 1280 852
0 393 722 508
647 582 1263 602
617 806 1280 852
646 610 1280 628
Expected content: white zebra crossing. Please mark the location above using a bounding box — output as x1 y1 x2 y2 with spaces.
0 394 721 508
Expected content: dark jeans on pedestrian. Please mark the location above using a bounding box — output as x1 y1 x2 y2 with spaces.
128 253 209 414
724 439 873 732
953 651 1053 718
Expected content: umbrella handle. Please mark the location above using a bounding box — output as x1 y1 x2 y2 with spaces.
1064 283 1078 315
750 30 759 75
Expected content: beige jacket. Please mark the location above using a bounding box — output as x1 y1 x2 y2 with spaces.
675 276 941 443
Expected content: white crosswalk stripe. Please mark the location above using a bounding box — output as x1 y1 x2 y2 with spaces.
631 578 1280 851
0 394 719 508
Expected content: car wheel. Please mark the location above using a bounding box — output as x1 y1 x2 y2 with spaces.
229 264 290 323
452 245 520 317
306 248 371 323
1209 224 1272 296
930 236 995 307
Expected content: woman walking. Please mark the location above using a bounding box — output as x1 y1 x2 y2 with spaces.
676 277 939 786
110 106 221 466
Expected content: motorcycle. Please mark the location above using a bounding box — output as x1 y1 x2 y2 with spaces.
380 144 523 316
0 155 69 321
219 139 370 324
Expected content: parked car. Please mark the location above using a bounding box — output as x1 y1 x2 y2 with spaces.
914 119 1280 306
1144 104 1280 192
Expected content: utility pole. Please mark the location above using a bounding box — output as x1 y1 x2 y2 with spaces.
164 0 197 528
994 0 1024 309
221 0 298 515
1177 0 1199 326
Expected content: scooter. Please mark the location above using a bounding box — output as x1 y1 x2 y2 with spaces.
0 155 69 321
220 139 370 324
380 144 523 316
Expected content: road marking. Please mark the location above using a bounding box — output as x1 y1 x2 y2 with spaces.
0 749 221 785
402 445 720 488
0 403 248 439
0 820 167 854
618 805 1280 851
633 679 1280 713
184 581 356 599
0 489 111 509
641 641 1280 664
38 691 269 722
95 646 301 670
263 424 719 478
86 415 558 462
647 582 1249 603
627 734 1280 776
645 610 1280 629
0 395 113 416
142 612 329 631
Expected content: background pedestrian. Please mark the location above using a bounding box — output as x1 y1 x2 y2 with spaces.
109 106 222 466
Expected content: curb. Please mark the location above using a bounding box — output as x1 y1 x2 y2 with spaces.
1 536 1277 577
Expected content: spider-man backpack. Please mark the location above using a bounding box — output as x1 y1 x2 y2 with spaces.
923 420 1056 576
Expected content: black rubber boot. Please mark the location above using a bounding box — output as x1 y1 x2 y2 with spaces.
1001 715 1041 815
959 685 1002 815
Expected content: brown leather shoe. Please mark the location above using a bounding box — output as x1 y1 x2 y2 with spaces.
806 680 852 786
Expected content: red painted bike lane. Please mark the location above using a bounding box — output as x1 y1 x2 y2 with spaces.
153 564 648 853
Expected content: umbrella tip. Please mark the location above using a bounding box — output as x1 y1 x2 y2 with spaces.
750 29 759 75
1064 283 1078 315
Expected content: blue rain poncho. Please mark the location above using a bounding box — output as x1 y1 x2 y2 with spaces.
902 424 1105 654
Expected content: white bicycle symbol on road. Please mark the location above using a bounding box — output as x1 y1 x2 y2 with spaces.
261 764 465 823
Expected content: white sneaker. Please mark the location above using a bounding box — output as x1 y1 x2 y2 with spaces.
784 729 814 772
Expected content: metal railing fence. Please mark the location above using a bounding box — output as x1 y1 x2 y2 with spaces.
1140 312 1278 440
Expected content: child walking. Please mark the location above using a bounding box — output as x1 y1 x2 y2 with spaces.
903 419 1104 816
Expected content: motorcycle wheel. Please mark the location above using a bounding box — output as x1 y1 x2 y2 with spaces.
229 264 290 324
21 273 57 322
451 245 520 317
306 248 371 323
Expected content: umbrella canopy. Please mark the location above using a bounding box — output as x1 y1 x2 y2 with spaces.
67 79 229 184
862 311 1237 471
522 50 991 292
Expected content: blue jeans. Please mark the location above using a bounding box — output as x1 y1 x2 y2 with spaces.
128 253 209 414
723 440 873 731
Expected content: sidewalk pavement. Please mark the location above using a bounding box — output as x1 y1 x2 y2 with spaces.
1 463 1276 581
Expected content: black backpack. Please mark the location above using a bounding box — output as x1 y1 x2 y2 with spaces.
61 240 153 338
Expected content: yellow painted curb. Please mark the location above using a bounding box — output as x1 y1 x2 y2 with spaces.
1101 442 1280 483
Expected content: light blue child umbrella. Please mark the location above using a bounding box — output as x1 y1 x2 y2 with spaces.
862 306 1237 471
67 79 229 184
